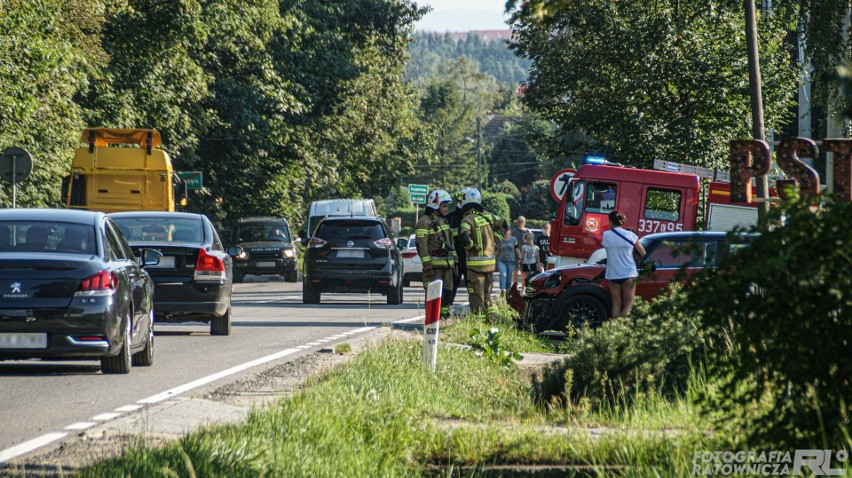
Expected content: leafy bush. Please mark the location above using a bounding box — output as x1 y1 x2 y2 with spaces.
689 199 852 449
519 179 557 220
492 179 521 199
482 191 511 221
468 327 523 368
531 288 703 408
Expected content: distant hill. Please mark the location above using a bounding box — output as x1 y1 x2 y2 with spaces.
407 31 530 86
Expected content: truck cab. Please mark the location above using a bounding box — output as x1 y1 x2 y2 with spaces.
550 162 699 267
62 128 183 213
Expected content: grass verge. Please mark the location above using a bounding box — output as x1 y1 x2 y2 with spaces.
78 330 723 477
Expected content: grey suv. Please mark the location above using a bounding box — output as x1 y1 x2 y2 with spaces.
301 217 403 305
230 217 298 283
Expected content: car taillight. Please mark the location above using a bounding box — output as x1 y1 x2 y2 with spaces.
195 248 226 281
76 270 117 296
373 238 393 248
401 251 417 259
309 237 327 248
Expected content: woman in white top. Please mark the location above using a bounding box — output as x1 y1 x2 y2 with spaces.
601 210 646 319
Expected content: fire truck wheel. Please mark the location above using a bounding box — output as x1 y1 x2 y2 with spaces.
557 294 608 329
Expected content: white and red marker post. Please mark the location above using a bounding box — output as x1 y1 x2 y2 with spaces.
422 279 442 372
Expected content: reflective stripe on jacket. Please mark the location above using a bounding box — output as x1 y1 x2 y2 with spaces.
414 213 456 272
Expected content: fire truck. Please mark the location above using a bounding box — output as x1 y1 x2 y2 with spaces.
548 157 760 268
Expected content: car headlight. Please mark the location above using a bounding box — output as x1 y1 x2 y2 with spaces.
283 249 295 258
235 251 249 260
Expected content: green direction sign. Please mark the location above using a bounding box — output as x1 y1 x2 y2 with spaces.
408 183 428 195
177 171 203 190
410 193 427 204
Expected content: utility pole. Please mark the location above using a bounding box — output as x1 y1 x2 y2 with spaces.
745 0 770 221
476 116 482 192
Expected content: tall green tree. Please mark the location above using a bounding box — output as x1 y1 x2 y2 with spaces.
0 0 101 207
509 0 797 169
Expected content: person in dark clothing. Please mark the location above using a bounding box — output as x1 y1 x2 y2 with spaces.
534 222 552 266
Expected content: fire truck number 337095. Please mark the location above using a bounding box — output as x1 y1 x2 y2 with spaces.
638 219 684 234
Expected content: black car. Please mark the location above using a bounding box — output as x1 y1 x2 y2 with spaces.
0 209 158 374
230 217 298 283
301 217 403 305
110 212 240 336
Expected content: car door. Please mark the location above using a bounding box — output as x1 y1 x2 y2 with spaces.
636 238 713 299
105 219 148 344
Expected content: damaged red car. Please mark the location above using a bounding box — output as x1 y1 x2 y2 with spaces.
509 231 755 332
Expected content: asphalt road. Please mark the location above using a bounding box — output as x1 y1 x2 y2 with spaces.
0 279 440 458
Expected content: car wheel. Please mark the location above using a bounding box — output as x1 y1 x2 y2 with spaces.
303 283 320 304
233 273 245 284
132 310 155 366
210 307 232 336
557 294 608 330
285 270 298 283
101 319 132 374
387 283 403 305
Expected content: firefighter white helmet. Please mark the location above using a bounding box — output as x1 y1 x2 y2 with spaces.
427 189 452 208
458 187 481 207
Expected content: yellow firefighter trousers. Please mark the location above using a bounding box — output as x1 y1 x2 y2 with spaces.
466 268 495 317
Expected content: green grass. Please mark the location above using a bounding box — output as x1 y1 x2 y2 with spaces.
77 334 727 477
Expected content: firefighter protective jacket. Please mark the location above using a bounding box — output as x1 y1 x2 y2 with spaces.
460 209 506 272
415 212 456 272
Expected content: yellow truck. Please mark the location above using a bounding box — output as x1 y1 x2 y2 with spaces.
62 128 184 213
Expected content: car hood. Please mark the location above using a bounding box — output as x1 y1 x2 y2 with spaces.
237 240 294 250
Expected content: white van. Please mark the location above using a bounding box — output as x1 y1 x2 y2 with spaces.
305 199 378 237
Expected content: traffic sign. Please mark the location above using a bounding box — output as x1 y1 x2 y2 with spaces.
410 193 427 204
549 168 576 202
177 171 203 190
0 147 33 185
408 184 428 195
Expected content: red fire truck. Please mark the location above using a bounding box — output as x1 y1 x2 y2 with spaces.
548 157 759 268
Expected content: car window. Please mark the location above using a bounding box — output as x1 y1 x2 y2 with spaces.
105 220 133 261
113 216 204 243
0 222 96 255
646 240 707 269
236 223 290 242
644 188 681 222
316 221 385 240
210 222 223 251
585 182 617 214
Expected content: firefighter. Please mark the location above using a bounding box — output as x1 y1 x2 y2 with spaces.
457 187 507 318
415 189 456 318
445 193 467 306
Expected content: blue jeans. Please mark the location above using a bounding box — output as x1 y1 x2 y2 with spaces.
497 261 515 291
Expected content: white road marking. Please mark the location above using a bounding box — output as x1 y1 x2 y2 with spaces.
137 347 302 404
114 405 142 413
64 422 96 431
296 345 311 349
91 413 121 421
0 433 68 464
306 342 321 346
316 339 330 343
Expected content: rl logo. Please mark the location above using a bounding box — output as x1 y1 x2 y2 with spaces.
729 138 852 203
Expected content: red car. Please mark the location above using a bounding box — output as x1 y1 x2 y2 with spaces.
509 231 755 332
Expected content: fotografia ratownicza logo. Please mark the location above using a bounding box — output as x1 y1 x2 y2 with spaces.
693 449 849 476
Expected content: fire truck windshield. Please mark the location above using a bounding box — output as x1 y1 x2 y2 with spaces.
564 179 585 225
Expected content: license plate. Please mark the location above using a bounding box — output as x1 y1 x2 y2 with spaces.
148 256 176 268
0 333 47 349
256 261 277 267
337 249 363 259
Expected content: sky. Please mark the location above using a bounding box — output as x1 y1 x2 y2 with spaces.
416 0 511 32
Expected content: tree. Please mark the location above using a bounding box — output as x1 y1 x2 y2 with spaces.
508 0 797 170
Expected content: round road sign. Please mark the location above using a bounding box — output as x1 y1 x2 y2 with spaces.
0 147 34 185
549 168 576 202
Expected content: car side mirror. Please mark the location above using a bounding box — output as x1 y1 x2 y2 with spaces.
141 249 162 267
227 245 244 257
